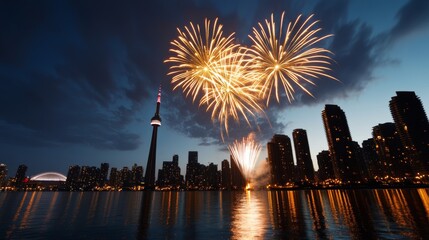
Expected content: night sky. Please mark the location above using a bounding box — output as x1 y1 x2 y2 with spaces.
1 0 428 177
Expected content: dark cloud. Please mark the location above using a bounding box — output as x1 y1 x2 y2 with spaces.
390 0 429 42
0 0 427 153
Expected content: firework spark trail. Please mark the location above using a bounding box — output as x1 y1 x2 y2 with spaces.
247 12 336 105
165 18 238 103
228 134 262 182
201 48 265 139
166 13 336 139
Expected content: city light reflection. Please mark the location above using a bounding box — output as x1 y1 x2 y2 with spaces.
231 191 267 239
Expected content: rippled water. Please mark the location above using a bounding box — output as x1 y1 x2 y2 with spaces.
1 189 429 239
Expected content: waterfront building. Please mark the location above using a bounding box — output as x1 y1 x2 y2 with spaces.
221 159 231 189
361 138 382 179
322 105 361 182
372 123 412 178
157 155 182 188
0 163 8 188
230 155 246 189
109 167 119 188
99 163 109 186
293 129 315 182
317 150 334 181
66 165 81 190
267 134 295 186
14 164 28 188
390 91 429 174
145 86 162 190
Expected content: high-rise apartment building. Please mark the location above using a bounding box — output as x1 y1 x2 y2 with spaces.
14 164 28 188
221 159 231 189
0 163 8 188
322 105 361 182
157 155 182 188
361 138 381 179
390 91 429 174
230 155 246 189
267 134 295 186
293 129 315 182
317 150 334 181
372 123 412 178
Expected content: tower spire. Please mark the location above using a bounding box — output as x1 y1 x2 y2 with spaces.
145 85 162 190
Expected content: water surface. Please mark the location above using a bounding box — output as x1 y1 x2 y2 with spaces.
1 189 428 239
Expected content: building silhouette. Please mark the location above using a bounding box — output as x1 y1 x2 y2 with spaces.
361 138 381 179
132 164 144 188
230 155 246 189
185 151 206 189
145 86 162 190
99 163 109 186
157 155 182 189
322 105 361 182
317 150 334 181
66 165 81 190
221 159 231 189
0 163 8 188
267 134 295 186
390 91 429 174
372 123 412 178
14 164 28 188
109 167 119 188
206 163 220 189
293 129 315 182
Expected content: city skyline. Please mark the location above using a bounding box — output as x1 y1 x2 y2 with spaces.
1 0 429 177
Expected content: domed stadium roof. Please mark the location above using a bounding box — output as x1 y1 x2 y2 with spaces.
31 172 67 181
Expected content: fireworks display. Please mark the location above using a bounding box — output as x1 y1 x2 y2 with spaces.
228 134 262 183
247 12 336 105
166 13 335 139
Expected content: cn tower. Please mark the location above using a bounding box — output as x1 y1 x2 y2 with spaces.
144 85 161 190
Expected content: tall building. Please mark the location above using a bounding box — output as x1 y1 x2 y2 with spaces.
185 151 204 189
322 105 361 182
14 164 28 188
230 155 246 189
267 134 295 186
99 163 109 186
221 159 231 190
157 155 182 188
317 150 334 181
0 163 8 188
132 164 144 187
109 167 119 188
390 91 429 174
207 163 219 189
293 129 315 182
66 165 81 190
145 86 162 190
361 138 381 179
372 123 411 178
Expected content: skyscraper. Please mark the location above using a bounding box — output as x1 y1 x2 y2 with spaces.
317 150 334 181
14 164 27 188
293 129 315 182
267 134 295 186
361 138 381 179
390 91 429 174
144 86 162 190
0 163 8 188
230 155 246 189
157 155 182 189
372 122 411 178
99 163 109 187
322 104 361 182
221 159 231 190
66 165 81 190
185 151 202 189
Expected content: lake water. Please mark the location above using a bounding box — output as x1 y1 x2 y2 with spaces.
1 189 429 239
